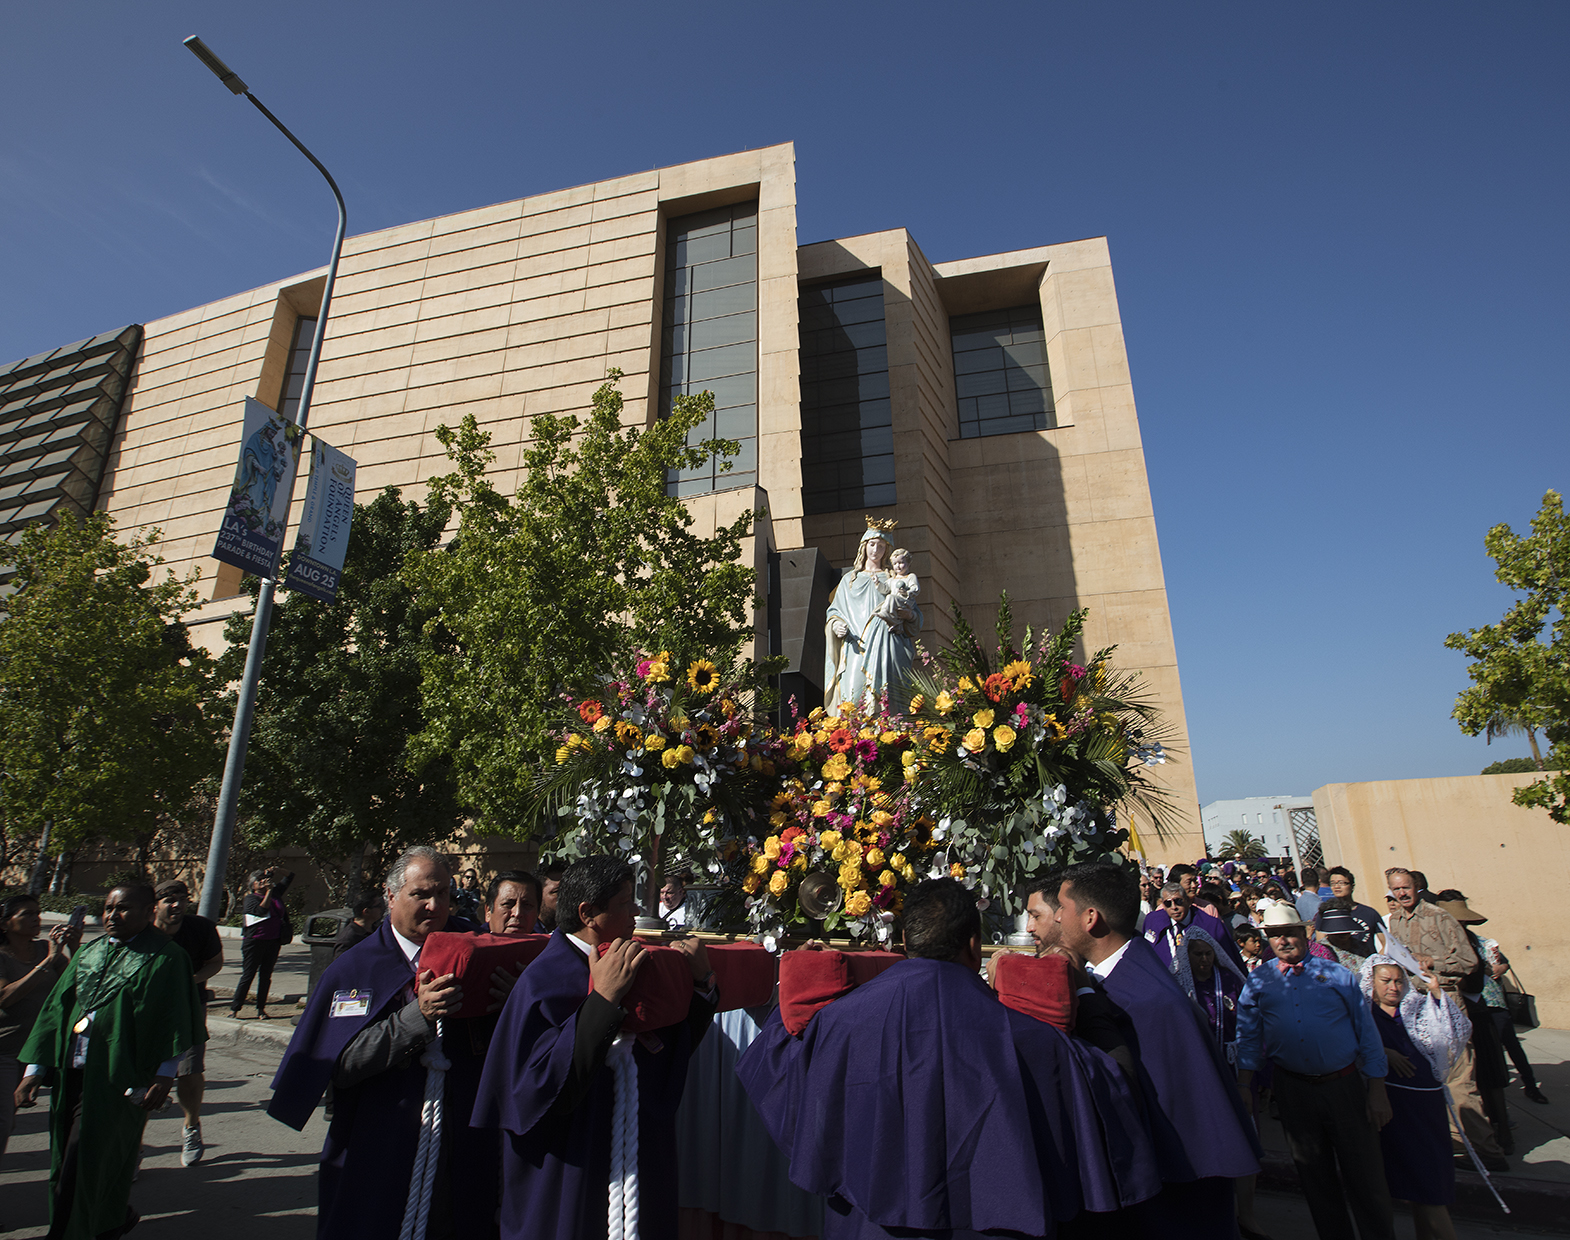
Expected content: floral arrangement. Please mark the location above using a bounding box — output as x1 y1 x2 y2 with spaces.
531 651 784 901
901 599 1174 915
734 702 943 948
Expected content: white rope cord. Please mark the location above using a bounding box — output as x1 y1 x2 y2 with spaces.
398 1017 452 1240
1444 1088 1510 1215
607 1036 640 1240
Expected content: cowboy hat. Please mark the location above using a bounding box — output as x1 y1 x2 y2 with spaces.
1258 899 1307 933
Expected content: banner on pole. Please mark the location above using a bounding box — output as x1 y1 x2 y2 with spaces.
282 436 357 603
212 397 304 578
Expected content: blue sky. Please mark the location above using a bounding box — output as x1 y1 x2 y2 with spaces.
3 3 1565 802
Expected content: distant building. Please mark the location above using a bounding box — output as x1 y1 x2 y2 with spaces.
1201 795 1315 861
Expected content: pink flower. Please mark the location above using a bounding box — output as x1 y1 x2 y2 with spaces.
856 739 879 763
635 659 651 679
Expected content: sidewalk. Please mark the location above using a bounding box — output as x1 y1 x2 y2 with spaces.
1256 1025 1570 1229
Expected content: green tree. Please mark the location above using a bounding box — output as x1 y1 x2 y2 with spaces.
1446 490 1570 822
1216 829 1268 860
405 371 760 836
0 512 220 865
216 488 462 900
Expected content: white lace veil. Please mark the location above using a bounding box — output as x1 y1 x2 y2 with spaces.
1357 953 1471 1083
1169 926 1248 1001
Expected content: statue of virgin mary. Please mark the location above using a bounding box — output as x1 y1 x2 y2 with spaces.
823 519 921 716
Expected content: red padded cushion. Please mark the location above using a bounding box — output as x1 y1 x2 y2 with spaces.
778 949 852 1036
992 952 1077 1031
705 941 777 1012
419 932 550 1019
845 951 905 988
595 942 694 1033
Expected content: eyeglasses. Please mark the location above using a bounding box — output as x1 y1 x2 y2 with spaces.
1160 898 1186 908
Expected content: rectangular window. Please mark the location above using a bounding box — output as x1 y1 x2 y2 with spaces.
949 304 1055 438
277 316 318 422
661 203 758 497
799 275 894 515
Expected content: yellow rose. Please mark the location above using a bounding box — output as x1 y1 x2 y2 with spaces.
661 748 681 769
901 750 917 768
677 744 696 765
832 841 849 862
993 724 1017 752
957 677 975 694
811 799 833 818
880 731 901 745
593 714 613 733
742 874 762 894
645 733 667 751
769 810 787 828
763 836 782 859
822 753 851 782
845 891 873 918
879 869 898 889
908 694 926 712
819 829 842 850
865 847 885 868
890 852 907 869
751 854 770 875
857 727 876 740
904 764 921 785
972 708 995 729
768 870 789 896
901 864 916 881
935 691 955 715
963 728 987 751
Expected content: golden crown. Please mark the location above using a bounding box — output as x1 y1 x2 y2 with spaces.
863 517 899 533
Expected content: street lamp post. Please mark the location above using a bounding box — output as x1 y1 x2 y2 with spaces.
184 36 348 922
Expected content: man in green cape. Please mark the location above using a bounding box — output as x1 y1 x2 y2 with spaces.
13 883 204 1239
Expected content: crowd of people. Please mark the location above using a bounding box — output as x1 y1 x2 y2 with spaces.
0 849 1546 1240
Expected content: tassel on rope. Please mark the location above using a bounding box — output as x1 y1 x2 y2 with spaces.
607 1036 640 1240
399 1017 452 1240
1446 1092 1510 1215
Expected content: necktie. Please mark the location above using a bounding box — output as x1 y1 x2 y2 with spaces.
1278 960 1304 977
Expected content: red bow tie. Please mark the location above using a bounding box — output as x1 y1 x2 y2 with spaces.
1277 960 1304 977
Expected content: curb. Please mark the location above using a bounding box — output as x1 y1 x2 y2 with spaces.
204 1013 295 1060
1259 1151 1570 1230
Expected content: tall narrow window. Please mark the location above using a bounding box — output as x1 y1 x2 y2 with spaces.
799 275 894 514
661 202 758 496
276 316 318 423
949 305 1054 438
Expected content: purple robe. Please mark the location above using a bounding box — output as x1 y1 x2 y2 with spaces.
1096 937 1261 1239
736 956 1161 1239
1142 907 1252 973
268 917 496 1240
470 930 709 1240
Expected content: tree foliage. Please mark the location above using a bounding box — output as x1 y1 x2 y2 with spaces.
216 488 463 898
1216 829 1268 860
0 512 220 857
1445 490 1570 822
405 371 760 837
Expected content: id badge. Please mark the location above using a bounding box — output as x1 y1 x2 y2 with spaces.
330 989 372 1018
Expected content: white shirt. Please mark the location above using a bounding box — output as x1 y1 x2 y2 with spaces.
659 901 688 928
1084 939 1134 981
391 924 424 969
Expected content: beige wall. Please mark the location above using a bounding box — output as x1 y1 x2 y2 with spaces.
91 144 1194 858
1315 773 1567 1028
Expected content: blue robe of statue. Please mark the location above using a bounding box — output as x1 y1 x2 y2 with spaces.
823 566 920 715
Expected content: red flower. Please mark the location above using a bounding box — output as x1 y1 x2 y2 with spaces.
578 700 604 724
827 730 856 753
983 672 1013 703
1060 677 1075 702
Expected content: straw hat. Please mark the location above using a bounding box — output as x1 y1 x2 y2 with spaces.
1258 899 1307 933
1437 897 1488 925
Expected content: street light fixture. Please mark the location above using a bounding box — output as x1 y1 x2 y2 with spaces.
184 35 349 922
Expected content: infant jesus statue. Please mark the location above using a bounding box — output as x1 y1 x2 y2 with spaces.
874 547 919 630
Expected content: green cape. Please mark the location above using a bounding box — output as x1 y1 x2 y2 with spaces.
19 926 204 1240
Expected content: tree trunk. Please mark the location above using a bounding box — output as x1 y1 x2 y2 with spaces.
1528 728 1544 770
27 820 53 896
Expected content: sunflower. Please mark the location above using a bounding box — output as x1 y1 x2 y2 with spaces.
1002 658 1035 690
686 659 721 693
694 723 721 749
613 720 643 746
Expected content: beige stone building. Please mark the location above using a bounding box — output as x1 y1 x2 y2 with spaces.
0 142 1200 861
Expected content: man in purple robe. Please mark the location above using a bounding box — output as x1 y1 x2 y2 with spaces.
1058 863 1261 1239
471 856 717 1240
1142 880 1256 973
736 877 1162 1239
268 846 494 1240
